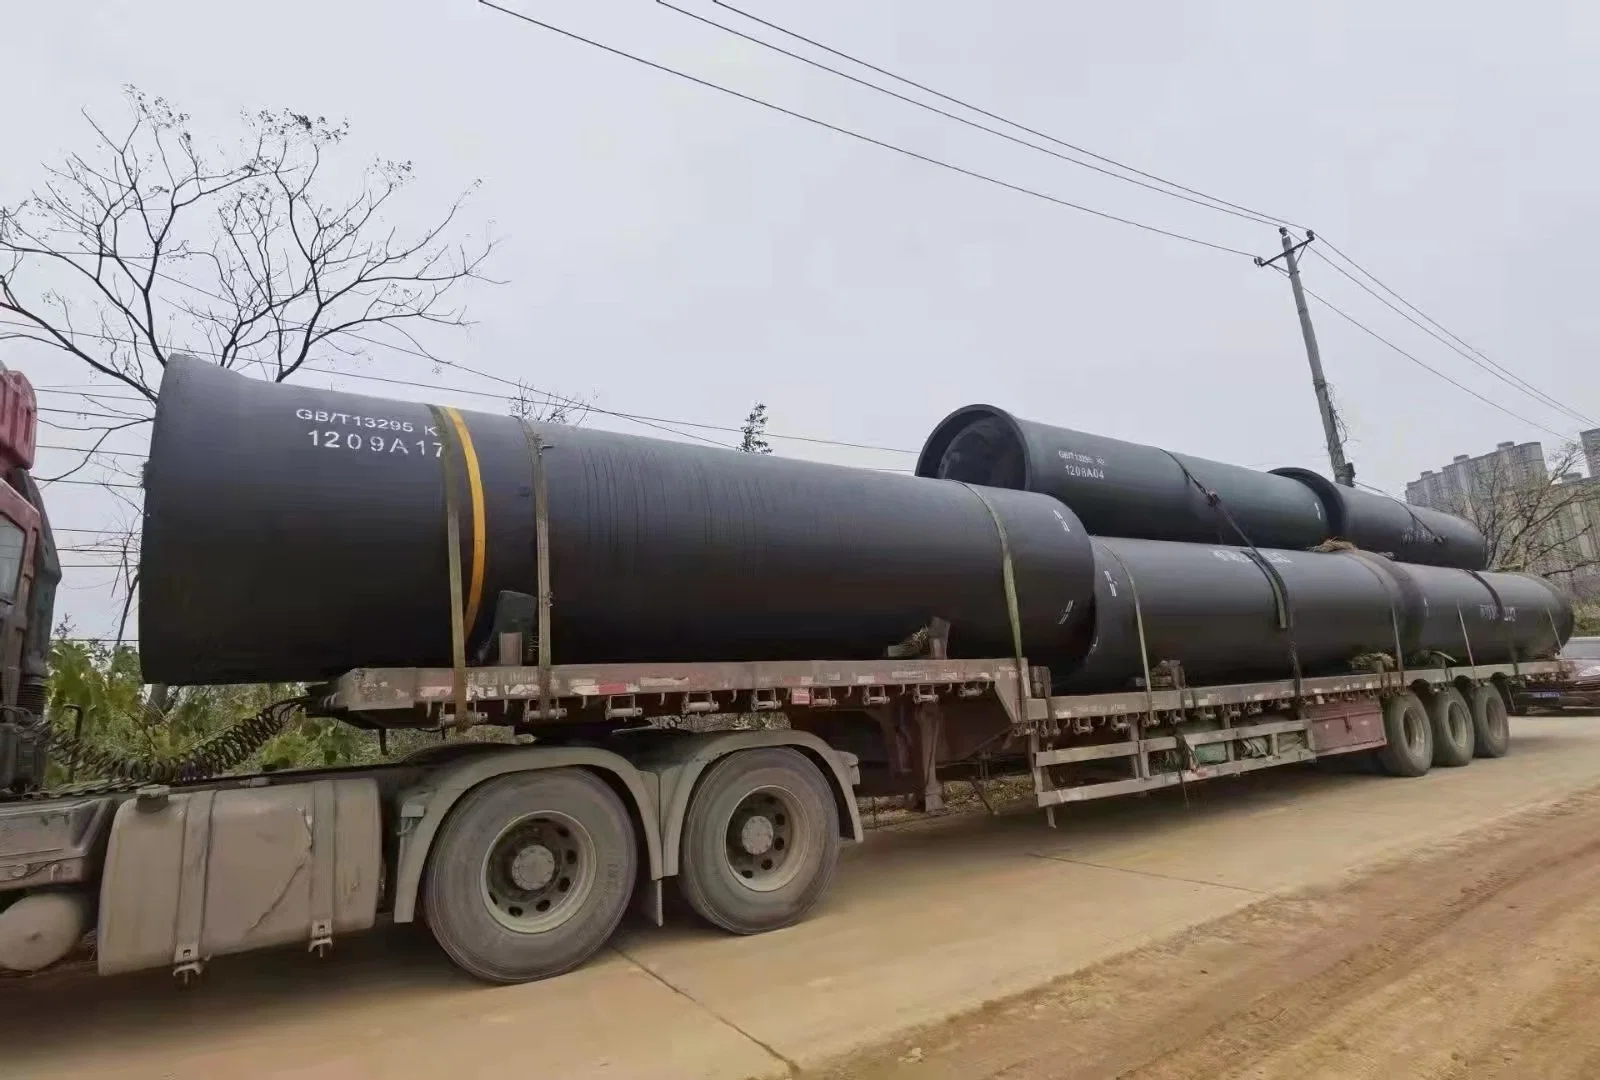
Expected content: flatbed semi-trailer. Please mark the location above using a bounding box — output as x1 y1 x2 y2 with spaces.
0 360 1575 985
0 650 1564 985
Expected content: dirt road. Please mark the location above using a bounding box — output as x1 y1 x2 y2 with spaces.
6 715 1600 1079
832 786 1600 1079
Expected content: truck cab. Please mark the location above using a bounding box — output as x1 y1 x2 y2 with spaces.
0 363 60 792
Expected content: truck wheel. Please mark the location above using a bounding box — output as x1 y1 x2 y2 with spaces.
1373 691 1433 778
675 748 841 936
1469 684 1512 759
423 768 636 984
1426 687 1475 767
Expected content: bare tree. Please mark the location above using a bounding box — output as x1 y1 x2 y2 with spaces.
1 87 500 642
0 86 496 439
1449 442 1600 585
738 403 772 454
509 379 591 427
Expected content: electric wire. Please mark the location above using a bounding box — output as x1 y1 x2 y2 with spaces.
1305 245 1595 428
702 0 1304 231
656 0 1283 227
1269 264 1575 440
9 321 919 456
476 0 1258 259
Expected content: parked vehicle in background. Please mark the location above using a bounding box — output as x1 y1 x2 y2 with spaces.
1513 637 1600 713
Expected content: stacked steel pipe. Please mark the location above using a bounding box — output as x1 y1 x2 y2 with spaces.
139 359 1572 692
917 405 1569 691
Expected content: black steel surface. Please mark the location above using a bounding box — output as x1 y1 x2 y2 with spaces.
917 405 1332 550
1273 468 1488 570
140 360 1098 684
1059 537 1400 693
918 405 1489 570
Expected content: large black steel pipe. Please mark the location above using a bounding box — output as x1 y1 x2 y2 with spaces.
1272 468 1488 570
1346 552 1574 664
1058 537 1569 694
140 359 1100 685
1062 537 1398 692
917 405 1489 570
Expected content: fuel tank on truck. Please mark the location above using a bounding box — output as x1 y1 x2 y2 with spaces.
916 405 1332 550
1272 468 1488 570
139 358 1099 685
1058 536 1403 694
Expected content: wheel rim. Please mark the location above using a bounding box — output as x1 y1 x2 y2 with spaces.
722 785 811 893
1447 704 1470 746
480 811 597 934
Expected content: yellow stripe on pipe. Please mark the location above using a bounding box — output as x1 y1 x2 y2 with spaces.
442 406 488 633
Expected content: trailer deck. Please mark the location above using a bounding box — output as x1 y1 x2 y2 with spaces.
324 656 1566 812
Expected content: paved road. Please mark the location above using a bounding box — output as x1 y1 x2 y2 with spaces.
6 715 1600 1080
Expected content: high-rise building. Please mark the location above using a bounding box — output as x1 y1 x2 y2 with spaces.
1407 436 1600 596
1581 427 1600 479
1404 440 1547 513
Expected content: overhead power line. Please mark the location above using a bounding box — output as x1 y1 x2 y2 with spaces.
38 443 147 460
700 3 1590 437
476 1 1257 258
12 322 922 458
1305 244 1593 432
1305 246 1595 429
656 0 1282 228
51 526 138 535
42 478 142 489
1276 269 1575 441
691 0 1301 230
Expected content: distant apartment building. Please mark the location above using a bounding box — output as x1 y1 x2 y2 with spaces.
1583 427 1600 480
1404 440 1546 511
1407 435 1600 597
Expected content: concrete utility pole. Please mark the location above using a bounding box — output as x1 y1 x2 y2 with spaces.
1257 228 1355 487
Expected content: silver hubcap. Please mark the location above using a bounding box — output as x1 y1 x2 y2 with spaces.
725 786 808 893
482 812 596 933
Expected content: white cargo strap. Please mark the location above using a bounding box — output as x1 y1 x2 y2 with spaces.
173 790 217 972
308 780 336 953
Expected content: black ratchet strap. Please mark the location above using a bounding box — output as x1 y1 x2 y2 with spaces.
1162 450 1304 702
1466 569 1519 680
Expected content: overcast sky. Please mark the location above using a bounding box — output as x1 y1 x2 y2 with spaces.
6 0 1597 640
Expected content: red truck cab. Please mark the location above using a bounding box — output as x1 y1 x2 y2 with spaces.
0 364 60 791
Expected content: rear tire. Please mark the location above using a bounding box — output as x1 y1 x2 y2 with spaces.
423 768 637 984
1426 687 1475 767
675 748 841 936
1374 691 1433 777
1469 684 1512 758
